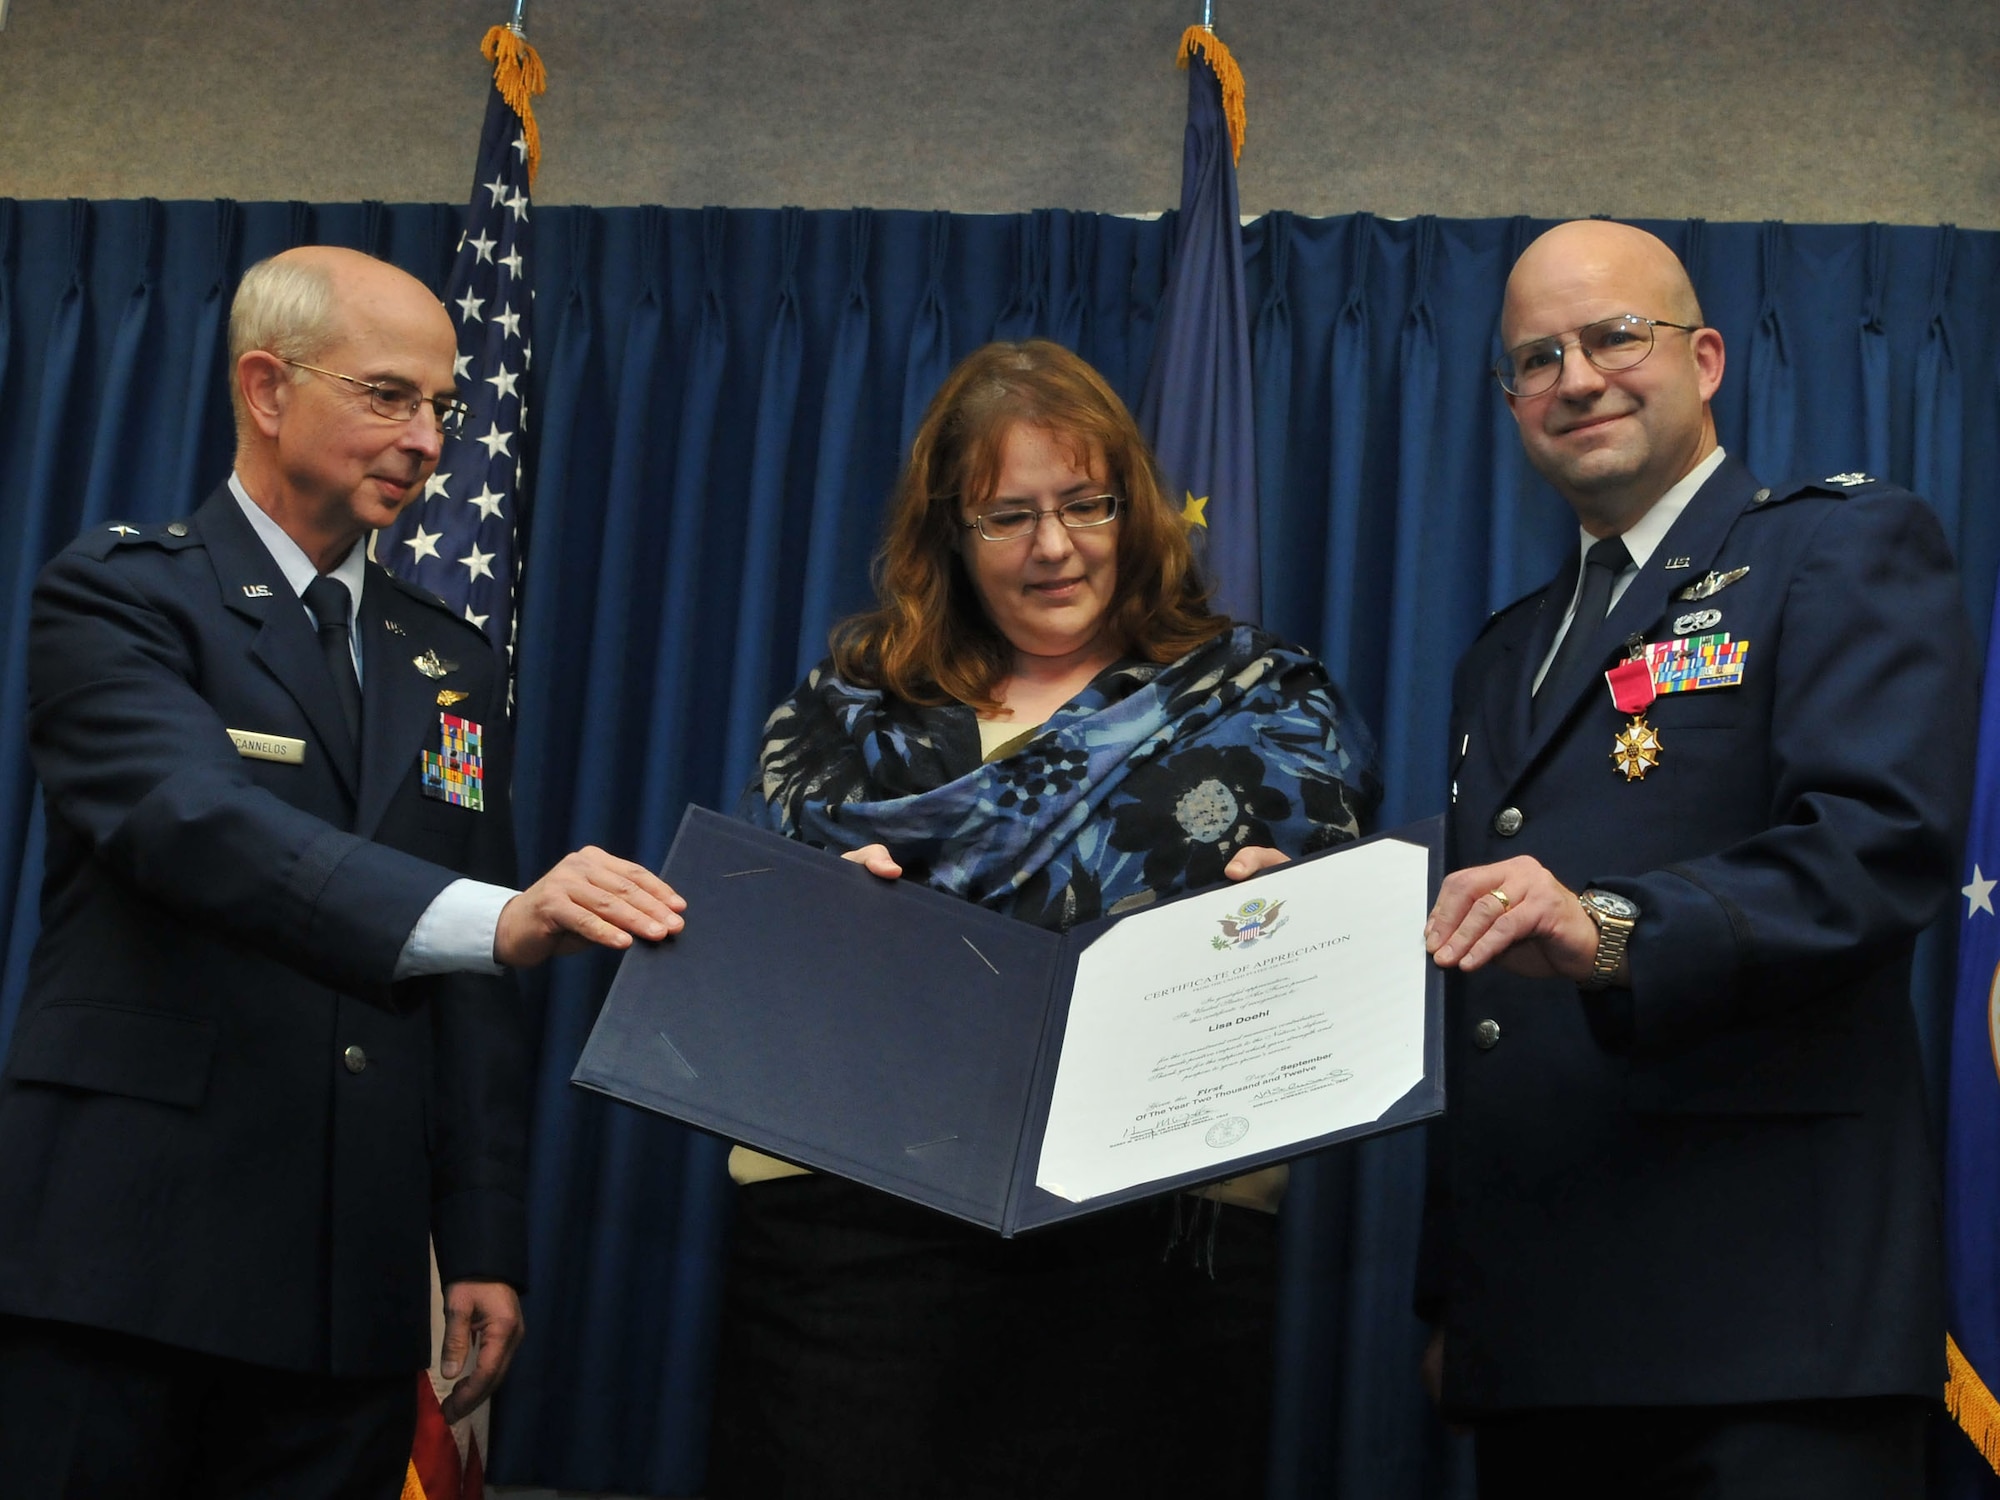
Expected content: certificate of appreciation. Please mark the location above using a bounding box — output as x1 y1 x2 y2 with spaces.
573 808 1442 1236
1035 837 1429 1203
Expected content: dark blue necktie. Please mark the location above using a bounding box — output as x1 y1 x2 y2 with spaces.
302 575 361 748
1534 535 1631 726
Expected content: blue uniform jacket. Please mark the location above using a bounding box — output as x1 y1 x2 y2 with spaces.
1426 456 1976 1411
0 485 530 1378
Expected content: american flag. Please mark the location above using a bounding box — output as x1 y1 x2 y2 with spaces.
377 44 533 654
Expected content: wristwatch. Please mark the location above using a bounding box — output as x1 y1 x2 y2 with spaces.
1577 888 1639 990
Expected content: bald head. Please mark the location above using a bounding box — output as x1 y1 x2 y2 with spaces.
1498 220 1725 535
1502 221 1703 348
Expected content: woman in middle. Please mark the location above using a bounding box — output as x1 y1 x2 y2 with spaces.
711 338 1378 1499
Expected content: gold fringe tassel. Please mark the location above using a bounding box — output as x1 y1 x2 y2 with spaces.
1176 24 1246 164
481 23 548 187
1947 1333 2000 1475
400 1459 427 1500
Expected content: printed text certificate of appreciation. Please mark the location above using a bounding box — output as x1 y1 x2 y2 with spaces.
1034 837 1429 1204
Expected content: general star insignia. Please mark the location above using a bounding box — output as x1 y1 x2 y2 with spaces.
1611 716 1662 781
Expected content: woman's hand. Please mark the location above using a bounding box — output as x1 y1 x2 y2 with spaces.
1224 846 1290 881
842 843 903 879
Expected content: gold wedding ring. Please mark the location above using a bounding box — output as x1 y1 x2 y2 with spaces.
1490 888 1511 910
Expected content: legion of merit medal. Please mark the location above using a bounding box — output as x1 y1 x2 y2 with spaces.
1604 655 1662 781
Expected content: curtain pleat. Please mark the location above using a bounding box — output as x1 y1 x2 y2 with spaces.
990 209 1049 342
511 208 601 868
169 200 238 516
1320 213 1377 708
1746 220 1798 479
0 202 1995 1499
1860 223 1895 481
900 211 953 453
1915 226 1962 540
720 207 808 793
1251 211 1295 630
631 207 732 861
1378 218 1440 818
794 210 875 678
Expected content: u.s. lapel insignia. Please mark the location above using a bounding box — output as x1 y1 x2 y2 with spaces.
412 649 457 680
421 713 484 810
1673 565 1750 603
241 583 274 598
437 688 469 707
1611 717 1662 781
1663 555 1692 570
384 619 408 637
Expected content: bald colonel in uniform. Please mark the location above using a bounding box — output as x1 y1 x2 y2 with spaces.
1420 220 1974 1497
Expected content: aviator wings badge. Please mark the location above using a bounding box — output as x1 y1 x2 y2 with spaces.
1673 565 1749 603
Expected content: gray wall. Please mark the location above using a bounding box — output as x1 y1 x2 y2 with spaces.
1 0 1995 225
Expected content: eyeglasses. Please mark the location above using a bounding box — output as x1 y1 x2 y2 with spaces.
1493 314 1702 398
282 360 473 436
958 494 1123 543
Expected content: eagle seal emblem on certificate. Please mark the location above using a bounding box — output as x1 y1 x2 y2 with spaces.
1213 894 1289 950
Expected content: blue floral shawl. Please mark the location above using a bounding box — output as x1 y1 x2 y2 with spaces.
741 626 1379 934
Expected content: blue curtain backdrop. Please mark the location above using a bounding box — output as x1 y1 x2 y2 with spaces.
0 200 1996 1498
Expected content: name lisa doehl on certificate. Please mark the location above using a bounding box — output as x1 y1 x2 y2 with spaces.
1034 837 1429 1204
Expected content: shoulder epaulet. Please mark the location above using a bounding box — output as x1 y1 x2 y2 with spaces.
1472 589 1543 643
375 566 493 644
72 518 201 561
1750 472 1905 510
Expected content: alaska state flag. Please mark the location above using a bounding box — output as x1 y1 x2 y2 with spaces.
1947 579 2000 1488
1135 29 1260 623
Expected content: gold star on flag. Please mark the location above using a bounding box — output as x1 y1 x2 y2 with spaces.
1182 491 1209 528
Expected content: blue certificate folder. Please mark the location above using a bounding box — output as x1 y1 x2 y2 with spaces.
572 806 1445 1236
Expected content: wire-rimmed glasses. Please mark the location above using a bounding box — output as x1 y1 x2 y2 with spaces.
958 494 1123 542
1493 314 1701 398
282 359 473 436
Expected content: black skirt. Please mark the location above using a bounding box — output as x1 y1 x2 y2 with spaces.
707 1173 1277 1500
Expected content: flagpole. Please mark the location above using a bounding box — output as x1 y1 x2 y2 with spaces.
1202 1 1213 29
510 0 527 32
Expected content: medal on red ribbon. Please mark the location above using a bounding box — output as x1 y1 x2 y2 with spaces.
1604 656 1662 780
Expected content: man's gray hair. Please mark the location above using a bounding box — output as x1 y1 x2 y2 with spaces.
227 255 337 428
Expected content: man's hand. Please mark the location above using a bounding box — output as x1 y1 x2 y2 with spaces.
493 847 686 967
1424 857 1601 983
437 1280 524 1424
841 843 903 878
1225 846 1291 881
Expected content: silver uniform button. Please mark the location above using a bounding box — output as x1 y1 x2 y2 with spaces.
166 521 189 537
1492 806 1524 838
1473 1019 1501 1050
1750 487 1771 505
342 1045 367 1074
